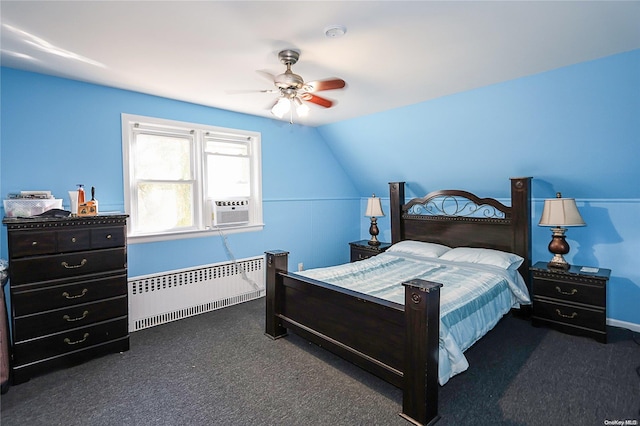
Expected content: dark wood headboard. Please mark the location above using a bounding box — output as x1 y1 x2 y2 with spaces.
389 177 532 289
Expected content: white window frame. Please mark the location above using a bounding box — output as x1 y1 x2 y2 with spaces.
122 114 263 243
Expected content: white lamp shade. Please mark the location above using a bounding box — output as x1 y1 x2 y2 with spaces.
271 98 290 118
294 97 310 117
365 196 385 217
539 197 585 227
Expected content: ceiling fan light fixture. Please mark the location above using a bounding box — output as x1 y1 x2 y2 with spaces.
294 97 310 117
271 97 290 118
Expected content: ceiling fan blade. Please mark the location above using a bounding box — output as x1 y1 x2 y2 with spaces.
304 78 346 92
300 93 334 108
226 88 278 95
256 70 277 83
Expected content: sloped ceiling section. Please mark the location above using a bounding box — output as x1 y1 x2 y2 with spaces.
1 1 639 126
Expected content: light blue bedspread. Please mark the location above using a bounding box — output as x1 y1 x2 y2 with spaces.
297 251 531 385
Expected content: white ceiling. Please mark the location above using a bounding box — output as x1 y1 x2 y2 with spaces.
2 1 639 126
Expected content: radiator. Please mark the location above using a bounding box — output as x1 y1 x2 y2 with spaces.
128 256 265 332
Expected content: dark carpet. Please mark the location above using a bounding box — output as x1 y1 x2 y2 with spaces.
1 298 638 425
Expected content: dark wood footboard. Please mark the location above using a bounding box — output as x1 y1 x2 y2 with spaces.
265 250 442 426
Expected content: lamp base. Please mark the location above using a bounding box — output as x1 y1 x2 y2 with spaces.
547 228 571 270
368 217 380 246
547 252 570 270
547 260 570 270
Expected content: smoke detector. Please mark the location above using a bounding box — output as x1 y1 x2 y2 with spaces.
324 25 347 38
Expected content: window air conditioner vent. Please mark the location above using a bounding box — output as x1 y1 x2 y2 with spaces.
211 199 249 226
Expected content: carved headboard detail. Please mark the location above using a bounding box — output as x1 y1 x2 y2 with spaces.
389 177 532 289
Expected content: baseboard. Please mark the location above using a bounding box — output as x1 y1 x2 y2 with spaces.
607 318 640 333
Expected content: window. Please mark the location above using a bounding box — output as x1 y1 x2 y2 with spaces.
122 114 262 242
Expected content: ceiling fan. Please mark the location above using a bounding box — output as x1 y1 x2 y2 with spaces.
255 49 346 122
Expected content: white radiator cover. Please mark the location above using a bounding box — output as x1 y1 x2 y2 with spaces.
128 256 265 332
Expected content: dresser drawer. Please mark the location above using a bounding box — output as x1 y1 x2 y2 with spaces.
532 277 605 307
14 296 128 341
533 298 606 333
57 229 91 252
13 317 128 366
9 231 56 258
12 274 127 316
8 226 125 258
91 226 126 249
9 248 126 285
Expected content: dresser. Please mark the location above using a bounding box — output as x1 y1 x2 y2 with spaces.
349 239 391 262
530 261 610 343
3 215 130 384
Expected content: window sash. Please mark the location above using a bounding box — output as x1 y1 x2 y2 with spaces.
122 114 262 242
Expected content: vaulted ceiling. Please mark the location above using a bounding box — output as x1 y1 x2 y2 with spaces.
2 1 639 126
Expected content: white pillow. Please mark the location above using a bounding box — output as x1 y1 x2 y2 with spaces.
386 241 451 258
439 247 524 270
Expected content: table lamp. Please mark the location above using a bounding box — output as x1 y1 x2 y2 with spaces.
538 192 586 270
365 194 385 246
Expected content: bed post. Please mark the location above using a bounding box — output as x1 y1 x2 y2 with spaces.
265 250 289 339
510 177 532 290
400 279 442 426
389 182 406 244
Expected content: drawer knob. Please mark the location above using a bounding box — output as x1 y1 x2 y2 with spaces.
71 237 77 243
31 241 38 246
61 259 87 269
106 234 112 239
555 286 578 296
63 310 89 322
64 333 89 345
62 288 88 299
555 309 578 319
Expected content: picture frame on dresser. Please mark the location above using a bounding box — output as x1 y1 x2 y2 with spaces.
2 214 130 384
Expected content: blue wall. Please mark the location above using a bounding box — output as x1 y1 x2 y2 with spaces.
2 49 639 329
319 49 640 328
0 68 360 276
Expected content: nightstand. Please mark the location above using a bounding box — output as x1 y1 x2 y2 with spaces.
530 261 610 343
349 240 391 262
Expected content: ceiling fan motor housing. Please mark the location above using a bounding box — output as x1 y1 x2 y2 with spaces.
275 49 304 90
278 49 300 66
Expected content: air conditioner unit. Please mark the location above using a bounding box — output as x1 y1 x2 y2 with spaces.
210 199 250 226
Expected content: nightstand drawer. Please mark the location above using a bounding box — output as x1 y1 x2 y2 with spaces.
532 277 605 307
533 298 606 333
351 247 377 262
349 240 391 262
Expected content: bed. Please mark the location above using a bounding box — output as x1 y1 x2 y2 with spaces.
265 177 532 425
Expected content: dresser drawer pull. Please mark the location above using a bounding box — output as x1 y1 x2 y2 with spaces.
62 288 88 299
71 237 77 243
555 309 578 319
61 259 87 269
64 333 89 345
63 311 89 322
555 286 578 296
106 234 112 239
31 241 38 246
